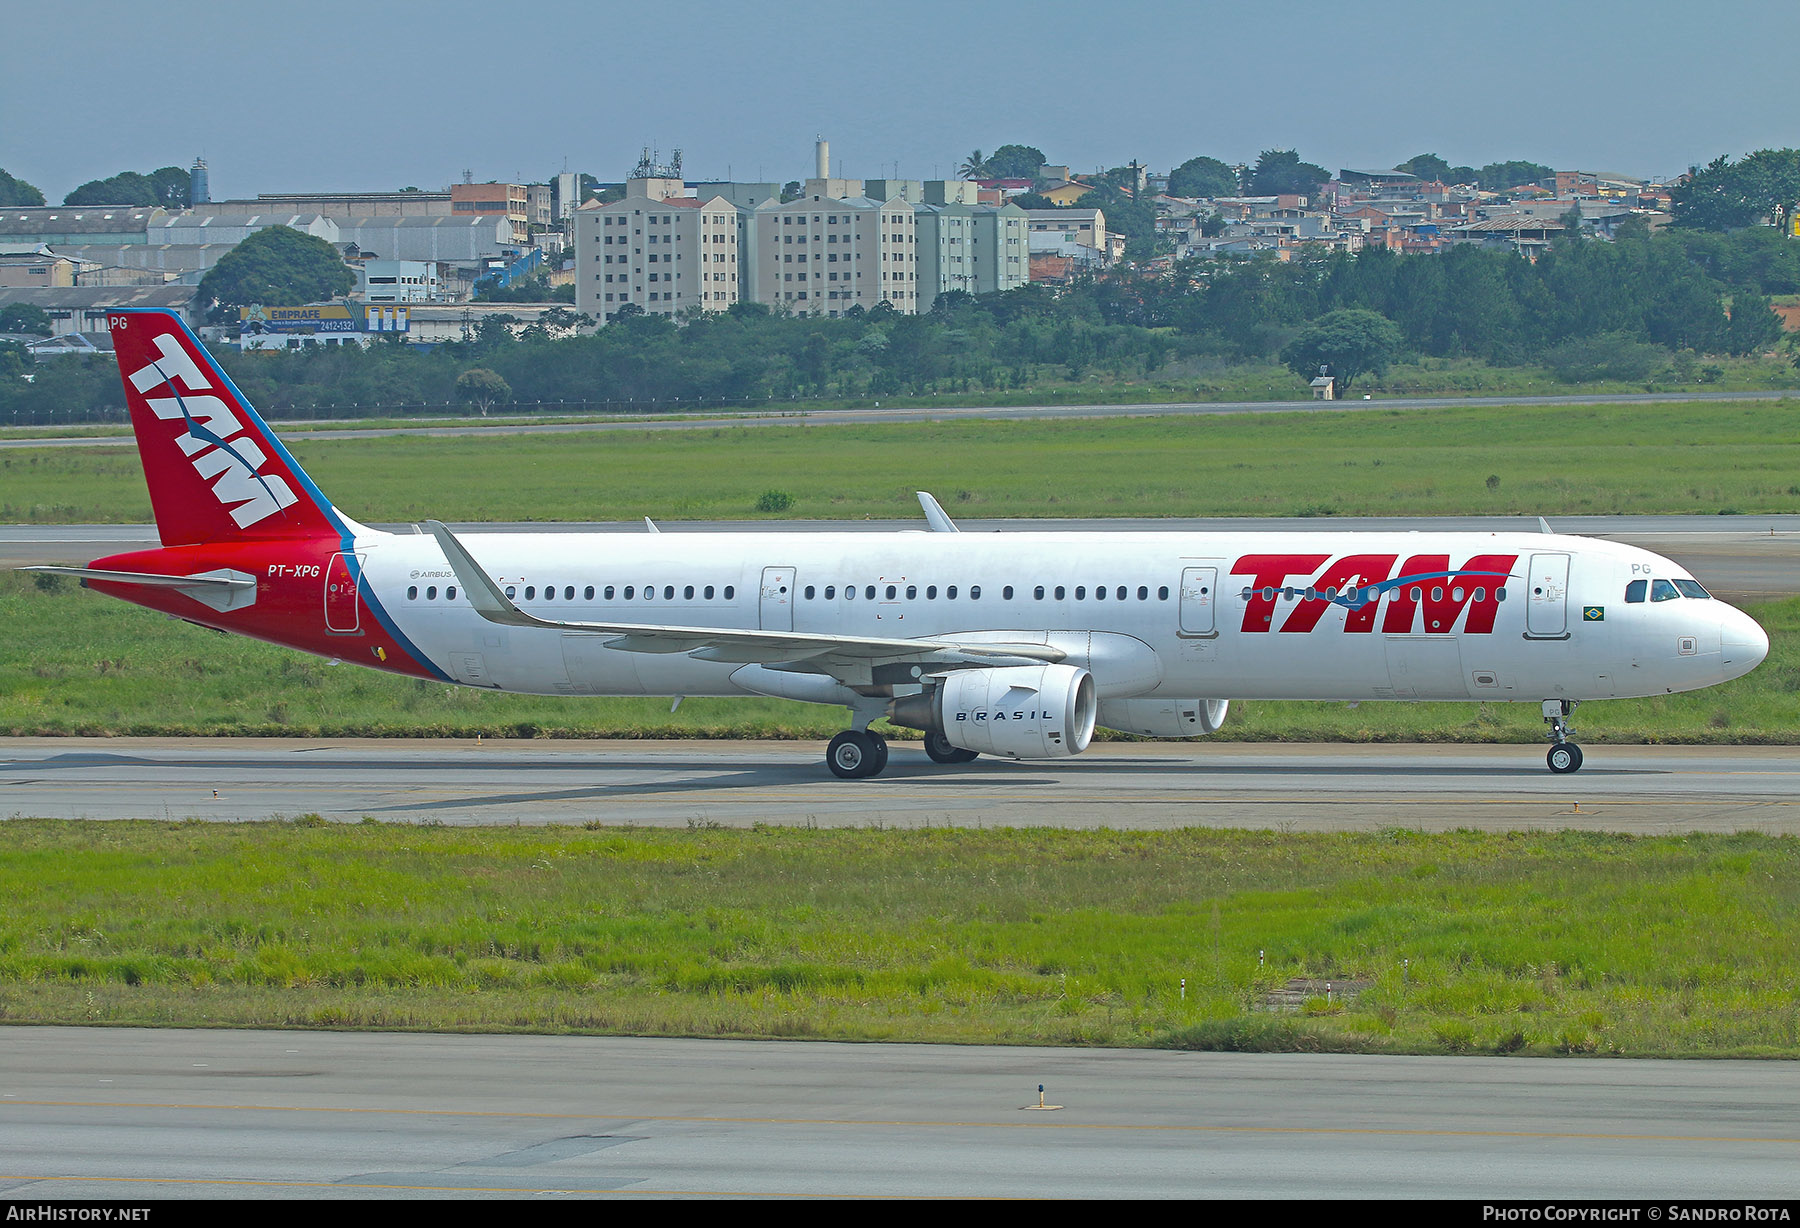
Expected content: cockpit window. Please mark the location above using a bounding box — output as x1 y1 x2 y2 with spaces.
1673 579 1711 600
1625 579 1646 603
1650 578 1680 602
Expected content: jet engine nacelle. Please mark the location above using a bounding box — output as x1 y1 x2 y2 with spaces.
1096 697 1230 738
889 663 1097 759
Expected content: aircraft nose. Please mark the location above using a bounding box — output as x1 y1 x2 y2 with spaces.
1720 609 1769 679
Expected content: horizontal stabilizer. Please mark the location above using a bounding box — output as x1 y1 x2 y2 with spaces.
18 565 257 612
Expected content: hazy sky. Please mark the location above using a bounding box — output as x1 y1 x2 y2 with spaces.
5 0 1795 202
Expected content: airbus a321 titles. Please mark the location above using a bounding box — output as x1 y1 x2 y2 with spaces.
24 311 1770 779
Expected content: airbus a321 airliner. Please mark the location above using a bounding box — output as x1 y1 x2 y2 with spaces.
25 310 1769 778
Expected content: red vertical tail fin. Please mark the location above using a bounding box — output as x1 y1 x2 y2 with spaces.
108 310 343 546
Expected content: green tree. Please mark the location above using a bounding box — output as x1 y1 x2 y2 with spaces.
780 181 802 202
1672 149 1800 234
958 150 988 180
148 166 192 209
984 144 1046 178
0 168 46 207
196 225 356 323
1168 156 1238 199
64 171 159 206
1249 150 1330 197
456 367 511 416
1280 309 1403 393
1395 153 1476 184
1477 160 1552 192
0 303 53 336
1723 291 1783 355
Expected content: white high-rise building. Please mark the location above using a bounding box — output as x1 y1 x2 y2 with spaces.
574 178 740 324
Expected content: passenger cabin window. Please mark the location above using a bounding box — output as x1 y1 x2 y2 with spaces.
1651 579 1681 602
1626 580 1647 603
584 586 595 600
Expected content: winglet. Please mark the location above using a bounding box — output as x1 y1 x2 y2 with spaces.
424 520 535 627
1538 517 1553 535
917 491 960 533
645 517 660 534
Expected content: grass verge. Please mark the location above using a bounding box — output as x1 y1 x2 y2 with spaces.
3 398 1800 523
3 573 1795 742
2 822 1796 1056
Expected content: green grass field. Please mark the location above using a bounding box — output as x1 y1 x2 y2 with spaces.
3 571 1794 742
3 398 1799 524
2 821 1795 1056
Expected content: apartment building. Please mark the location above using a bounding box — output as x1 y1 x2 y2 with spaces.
751 195 919 316
913 202 1030 311
575 180 740 324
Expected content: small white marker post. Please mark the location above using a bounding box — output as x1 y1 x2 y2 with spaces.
1180 977 1186 1002
1326 981 1333 1006
1259 949 1265 969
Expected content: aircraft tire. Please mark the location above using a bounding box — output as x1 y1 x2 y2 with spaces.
1546 743 1584 774
923 731 979 765
827 730 884 779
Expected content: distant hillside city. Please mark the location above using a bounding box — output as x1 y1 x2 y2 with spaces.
2 143 1795 355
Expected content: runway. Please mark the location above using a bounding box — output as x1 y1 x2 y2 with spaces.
5 738 1798 832
7 514 1799 603
2 1027 1797 1199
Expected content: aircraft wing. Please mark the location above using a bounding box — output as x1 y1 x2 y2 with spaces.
424 521 1063 670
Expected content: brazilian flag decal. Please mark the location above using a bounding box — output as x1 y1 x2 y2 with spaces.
1583 606 1605 622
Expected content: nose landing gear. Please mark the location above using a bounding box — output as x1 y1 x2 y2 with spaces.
1542 699 1583 774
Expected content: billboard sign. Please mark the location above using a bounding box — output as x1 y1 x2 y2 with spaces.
241 305 408 334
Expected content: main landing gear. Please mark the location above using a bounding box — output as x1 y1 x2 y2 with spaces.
825 728 982 777
1543 699 1583 774
826 729 889 779
923 730 979 765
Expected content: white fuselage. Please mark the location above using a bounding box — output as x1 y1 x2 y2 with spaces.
356 528 1767 709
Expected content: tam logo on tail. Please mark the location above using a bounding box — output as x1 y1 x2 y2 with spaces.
124 330 299 529
109 311 338 545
